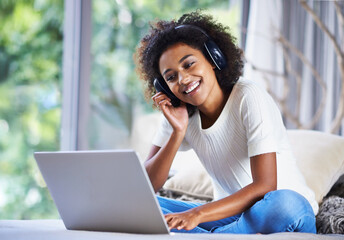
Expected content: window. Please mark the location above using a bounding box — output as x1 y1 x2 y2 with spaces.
0 1 63 219
0 0 240 219
88 0 241 151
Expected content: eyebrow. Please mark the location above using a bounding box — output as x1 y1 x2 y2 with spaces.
178 54 193 64
162 54 193 76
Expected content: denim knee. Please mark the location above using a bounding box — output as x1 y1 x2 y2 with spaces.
263 189 316 233
266 190 313 216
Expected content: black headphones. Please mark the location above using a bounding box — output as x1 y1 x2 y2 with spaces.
174 24 227 70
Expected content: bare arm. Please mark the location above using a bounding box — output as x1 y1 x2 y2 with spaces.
164 152 277 230
145 131 184 192
145 92 189 192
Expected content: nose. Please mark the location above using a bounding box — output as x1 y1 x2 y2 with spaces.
178 71 190 86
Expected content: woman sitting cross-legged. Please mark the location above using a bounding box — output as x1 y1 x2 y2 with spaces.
134 11 318 234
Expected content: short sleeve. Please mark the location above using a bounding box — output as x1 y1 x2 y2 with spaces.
240 84 280 157
152 114 191 151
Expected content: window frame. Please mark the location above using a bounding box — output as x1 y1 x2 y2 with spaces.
61 0 92 150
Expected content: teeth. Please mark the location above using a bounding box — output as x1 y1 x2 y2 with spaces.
185 82 200 94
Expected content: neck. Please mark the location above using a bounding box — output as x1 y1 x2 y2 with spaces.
198 90 229 129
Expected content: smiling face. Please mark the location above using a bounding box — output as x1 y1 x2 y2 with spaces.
159 43 223 108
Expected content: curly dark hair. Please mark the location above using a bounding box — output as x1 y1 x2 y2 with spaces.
134 10 244 115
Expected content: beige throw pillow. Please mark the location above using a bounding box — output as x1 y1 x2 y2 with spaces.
164 149 213 199
287 130 344 203
164 130 344 203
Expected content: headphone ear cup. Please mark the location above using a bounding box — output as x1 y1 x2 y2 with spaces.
204 39 227 70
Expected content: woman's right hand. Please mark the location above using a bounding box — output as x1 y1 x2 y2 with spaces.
152 92 189 134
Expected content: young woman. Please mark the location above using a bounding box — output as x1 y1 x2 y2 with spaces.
134 11 318 234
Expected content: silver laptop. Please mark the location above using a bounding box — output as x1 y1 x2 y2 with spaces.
34 150 170 234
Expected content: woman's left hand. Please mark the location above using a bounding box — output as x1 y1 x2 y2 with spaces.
164 209 201 231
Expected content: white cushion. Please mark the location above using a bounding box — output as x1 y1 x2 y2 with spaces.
163 130 344 203
130 113 162 163
131 114 344 203
163 150 213 199
130 113 214 198
287 130 344 203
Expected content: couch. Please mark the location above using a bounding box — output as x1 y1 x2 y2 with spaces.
1 113 343 239
132 113 344 237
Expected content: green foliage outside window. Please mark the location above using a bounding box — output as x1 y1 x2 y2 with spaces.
0 0 238 219
0 0 63 219
89 0 239 149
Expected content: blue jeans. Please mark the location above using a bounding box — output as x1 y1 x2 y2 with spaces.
158 189 316 234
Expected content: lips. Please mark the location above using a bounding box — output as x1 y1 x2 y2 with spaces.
183 81 200 94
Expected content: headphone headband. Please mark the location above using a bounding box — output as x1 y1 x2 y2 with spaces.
174 24 210 38
174 24 227 70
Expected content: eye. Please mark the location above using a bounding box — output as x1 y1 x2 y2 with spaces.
184 61 195 69
166 74 176 81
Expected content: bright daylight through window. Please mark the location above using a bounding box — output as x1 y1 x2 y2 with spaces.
0 0 239 219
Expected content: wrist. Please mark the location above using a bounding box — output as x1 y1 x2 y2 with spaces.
189 207 204 223
172 126 187 137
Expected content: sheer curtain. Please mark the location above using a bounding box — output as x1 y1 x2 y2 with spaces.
242 0 344 136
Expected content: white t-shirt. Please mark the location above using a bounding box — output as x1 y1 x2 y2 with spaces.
152 78 318 214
